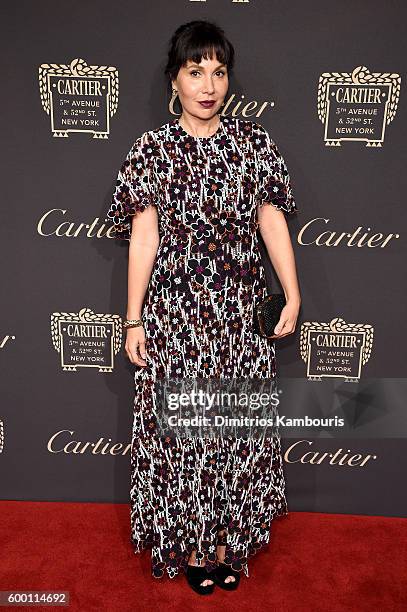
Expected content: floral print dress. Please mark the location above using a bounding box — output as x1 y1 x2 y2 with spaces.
107 114 298 579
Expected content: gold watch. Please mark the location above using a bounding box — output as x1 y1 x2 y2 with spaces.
123 318 143 329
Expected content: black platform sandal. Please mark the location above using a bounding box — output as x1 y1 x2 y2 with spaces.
214 532 241 591
185 564 216 595
213 561 241 590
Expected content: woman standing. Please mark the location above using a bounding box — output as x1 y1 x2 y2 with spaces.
107 20 301 595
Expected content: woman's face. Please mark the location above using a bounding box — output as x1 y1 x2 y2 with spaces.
172 54 229 119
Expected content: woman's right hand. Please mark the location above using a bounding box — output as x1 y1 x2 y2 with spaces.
125 326 148 367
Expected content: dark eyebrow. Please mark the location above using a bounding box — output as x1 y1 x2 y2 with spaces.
188 63 226 70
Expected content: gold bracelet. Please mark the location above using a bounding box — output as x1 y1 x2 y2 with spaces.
123 318 143 329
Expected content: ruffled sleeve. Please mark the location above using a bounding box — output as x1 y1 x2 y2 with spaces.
107 132 157 241
253 123 298 215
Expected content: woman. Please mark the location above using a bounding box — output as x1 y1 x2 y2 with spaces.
107 20 301 595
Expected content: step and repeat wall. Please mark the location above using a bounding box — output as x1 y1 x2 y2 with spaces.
1 1 406 517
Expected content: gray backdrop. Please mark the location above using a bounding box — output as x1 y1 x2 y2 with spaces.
1 0 406 518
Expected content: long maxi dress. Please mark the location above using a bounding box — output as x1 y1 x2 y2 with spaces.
107 114 298 579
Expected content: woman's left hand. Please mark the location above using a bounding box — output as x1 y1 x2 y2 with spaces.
269 299 301 339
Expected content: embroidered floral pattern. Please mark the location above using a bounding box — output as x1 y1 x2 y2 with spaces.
107 115 297 579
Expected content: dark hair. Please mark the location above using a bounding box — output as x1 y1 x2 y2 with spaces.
164 20 235 98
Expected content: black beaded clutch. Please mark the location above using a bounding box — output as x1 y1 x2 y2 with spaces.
253 294 286 338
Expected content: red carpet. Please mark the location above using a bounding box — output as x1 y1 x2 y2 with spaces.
1 501 405 611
